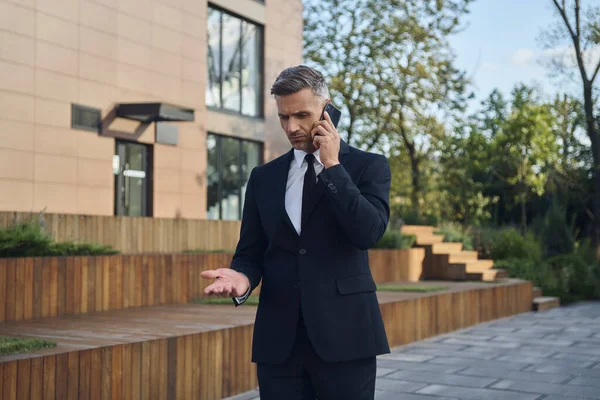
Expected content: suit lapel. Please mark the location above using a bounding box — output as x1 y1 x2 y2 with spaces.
300 140 351 230
271 149 297 234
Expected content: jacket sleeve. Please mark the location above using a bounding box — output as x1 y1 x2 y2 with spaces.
230 169 266 302
317 154 391 250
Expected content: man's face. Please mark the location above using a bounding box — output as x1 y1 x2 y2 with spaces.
276 88 326 153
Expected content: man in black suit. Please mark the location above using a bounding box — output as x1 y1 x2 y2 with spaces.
201 65 391 399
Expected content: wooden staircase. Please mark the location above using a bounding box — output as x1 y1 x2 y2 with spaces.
401 225 507 282
531 286 560 311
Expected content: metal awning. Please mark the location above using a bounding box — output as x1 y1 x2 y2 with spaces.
115 102 195 122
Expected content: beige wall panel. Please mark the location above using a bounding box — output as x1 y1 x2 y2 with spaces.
182 59 203 84
151 25 183 54
178 125 205 150
154 167 181 193
36 0 79 23
181 81 204 109
182 36 203 61
0 92 35 123
35 69 79 102
181 170 204 195
117 13 152 46
117 63 152 94
34 183 77 213
119 0 153 22
77 158 113 188
3 0 35 10
154 144 181 169
152 2 183 32
79 53 119 86
179 0 207 17
182 13 204 39
181 149 202 173
35 126 78 157
0 2 35 37
0 60 34 94
78 81 119 113
0 179 34 211
34 154 77 184
150 72 182 104
0 120 34 152
35 98 69 128
36 12 79 50
80 27 118 60
0 31 35 66
76 133 114 161
181 193 204 219
118 38 152 70
0 149 34 180
77 186 113 215
36 41 78 76
80 0 118 35
93 0 118 10
151 48 182 77
153 192 181 218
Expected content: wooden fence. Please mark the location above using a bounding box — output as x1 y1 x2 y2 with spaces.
0 212 241 254
0 280 532 400
0 249 423 323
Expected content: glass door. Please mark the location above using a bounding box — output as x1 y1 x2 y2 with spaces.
114 141 152 217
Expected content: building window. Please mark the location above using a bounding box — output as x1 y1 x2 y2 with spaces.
207 6 263 118
207 133 263 220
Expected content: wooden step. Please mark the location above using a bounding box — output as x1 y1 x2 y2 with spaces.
401 225 435 235
448 251 479 263
465 268 508 282
532 287 543 299
533 296 560 312
464 260 495 272
431 242 463 254
415 234 445 245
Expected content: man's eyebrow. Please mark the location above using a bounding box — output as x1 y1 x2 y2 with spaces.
278 110 312 117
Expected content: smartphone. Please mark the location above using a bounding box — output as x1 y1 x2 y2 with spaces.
320 102 342 128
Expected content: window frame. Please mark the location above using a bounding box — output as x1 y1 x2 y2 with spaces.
207 4 265 118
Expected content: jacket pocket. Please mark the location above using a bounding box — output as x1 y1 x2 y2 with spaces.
336 274 376 295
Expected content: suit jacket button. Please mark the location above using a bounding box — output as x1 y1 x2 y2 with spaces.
299 248 307 255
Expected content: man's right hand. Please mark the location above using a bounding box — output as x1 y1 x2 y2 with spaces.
200 269 250 298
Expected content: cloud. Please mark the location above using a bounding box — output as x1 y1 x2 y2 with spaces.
510 48 535 66
480 62 500 72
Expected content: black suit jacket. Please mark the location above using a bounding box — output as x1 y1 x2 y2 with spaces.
231 140 391 364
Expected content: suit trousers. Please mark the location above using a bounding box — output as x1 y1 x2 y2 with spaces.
256 310 376 400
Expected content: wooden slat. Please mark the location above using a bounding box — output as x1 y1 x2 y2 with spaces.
43 355 56 400
158 339 168 400
131 342 142 400
65 257 75 316
67 351 80 400
5 259 16 321
57 257 67 316
79 350 91 400
167 337 177 400
101 347 111 400
14 258 25 321
90 348 102 400
111 345 122 400
55 353 68 400
3 361 17 400
140 341 150 400
30 357 43 400
121 344 132 400
32 258 43 319
23 258 34 320
138 255 146 308
122 255 131 309
0 258 6 322
16 359 31 400
81 257 89 314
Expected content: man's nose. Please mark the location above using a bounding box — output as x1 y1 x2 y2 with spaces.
286 118 300 134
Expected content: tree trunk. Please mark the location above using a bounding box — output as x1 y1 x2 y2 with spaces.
583 83 600 254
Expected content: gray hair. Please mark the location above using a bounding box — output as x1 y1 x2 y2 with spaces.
270 65 330 99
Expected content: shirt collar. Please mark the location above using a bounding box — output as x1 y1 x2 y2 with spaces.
293 149 323 169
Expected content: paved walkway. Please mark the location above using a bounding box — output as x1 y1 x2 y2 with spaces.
226 302 600 400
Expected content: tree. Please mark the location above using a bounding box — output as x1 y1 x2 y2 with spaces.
541 0 600 250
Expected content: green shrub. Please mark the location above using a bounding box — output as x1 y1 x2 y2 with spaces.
435 222 474 251
373 231 416 249
533 199 577 258
0 219 118 258
490 228 542 262
0 336 56 356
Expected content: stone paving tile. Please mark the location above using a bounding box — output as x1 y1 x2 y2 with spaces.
457 366 572 384
375 378 428 393
385 370 497 388
376 367 398 378
401 347 502 360
492 379 600 398
416 384 541 400
375 391 458 400
426 356 531 371
439 338 521 349
567 375 600 388
493 354 595 368
376 360 465 374
524 364 600 377
543 396 596 400
378 353 436 363
550 351 600 363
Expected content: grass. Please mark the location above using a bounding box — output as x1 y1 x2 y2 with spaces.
0 336 56 357
376 284 449 293
192 296 260 306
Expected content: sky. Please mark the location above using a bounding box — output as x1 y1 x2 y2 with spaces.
449 0 596 112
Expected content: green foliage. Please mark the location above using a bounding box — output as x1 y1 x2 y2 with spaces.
532 199 577 258
373 231 416 249
435 222 474 251
0 219 118 258
0 336 56 356
376 284 448 293
192 296 260 306
489 228 543 262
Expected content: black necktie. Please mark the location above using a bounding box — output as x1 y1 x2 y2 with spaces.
301 154 316 227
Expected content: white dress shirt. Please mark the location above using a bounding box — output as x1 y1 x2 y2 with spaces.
285 149 325 235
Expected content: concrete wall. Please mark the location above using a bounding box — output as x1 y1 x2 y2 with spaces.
0 0 303 218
